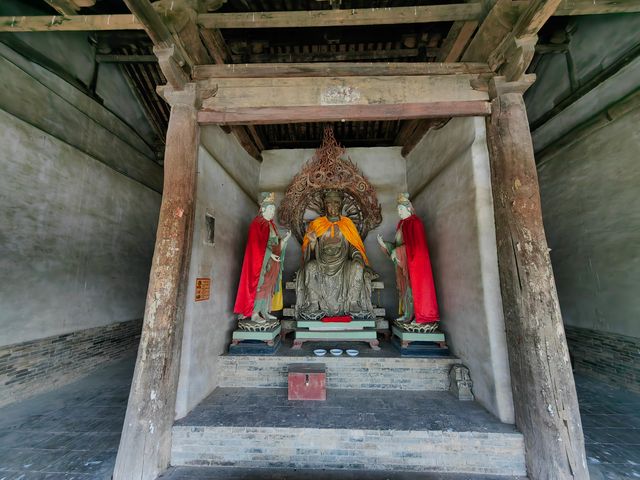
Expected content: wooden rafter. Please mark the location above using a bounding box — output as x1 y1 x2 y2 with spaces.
43 0 78 16
4 1 640 33
438 21 478 63
394 118 450 156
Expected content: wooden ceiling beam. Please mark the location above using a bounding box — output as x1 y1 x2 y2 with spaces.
188 73 490 125
488 0 562 81
4 2 640 33
193 62 492 80
197 4 483 29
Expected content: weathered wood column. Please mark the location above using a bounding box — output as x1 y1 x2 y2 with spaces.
486 92 589 479
114 83 199 480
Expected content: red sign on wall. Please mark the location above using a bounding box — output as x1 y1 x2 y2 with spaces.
195 278 211 301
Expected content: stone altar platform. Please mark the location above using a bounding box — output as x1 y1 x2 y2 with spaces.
171 388 526 475
217 343 460 391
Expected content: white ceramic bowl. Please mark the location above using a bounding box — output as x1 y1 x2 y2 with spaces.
314 349 327 357
346 349 359 357
330 349 343 356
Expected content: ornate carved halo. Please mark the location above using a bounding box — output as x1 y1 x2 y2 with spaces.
278 126 382 243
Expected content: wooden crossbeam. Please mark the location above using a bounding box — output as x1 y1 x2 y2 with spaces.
197 4 483 29
3 1 640 32
193 62 492 80
194 74 490 125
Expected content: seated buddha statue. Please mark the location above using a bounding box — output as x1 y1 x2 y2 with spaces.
295 190 375 321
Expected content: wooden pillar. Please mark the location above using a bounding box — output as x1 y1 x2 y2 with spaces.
113 84 199 480
486 92 589 480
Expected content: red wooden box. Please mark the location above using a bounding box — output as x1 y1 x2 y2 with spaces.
288 363 326 401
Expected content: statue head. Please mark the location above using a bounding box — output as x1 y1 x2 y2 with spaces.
259 192 276 221
397 192 414 220
323 190 344 218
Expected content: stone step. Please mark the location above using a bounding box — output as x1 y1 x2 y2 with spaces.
218 354 461 391
171 388 526 476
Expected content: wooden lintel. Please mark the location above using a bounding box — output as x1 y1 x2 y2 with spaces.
192 62 492 80
197 74 489 124
3 2 640 32
197 4 483 29
198 102 491 125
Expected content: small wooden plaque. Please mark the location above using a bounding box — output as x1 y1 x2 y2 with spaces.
195 277 211 301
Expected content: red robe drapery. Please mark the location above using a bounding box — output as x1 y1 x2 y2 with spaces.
399 214 440 323
233 215 273 317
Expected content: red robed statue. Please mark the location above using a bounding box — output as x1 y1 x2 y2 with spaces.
377 192 439 329
234 192 291 324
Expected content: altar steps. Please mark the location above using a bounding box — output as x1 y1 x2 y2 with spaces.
170 388 526 476
218 353 461 391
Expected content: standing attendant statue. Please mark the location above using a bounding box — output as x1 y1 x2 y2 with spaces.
377 193 440 332
234 192 291 329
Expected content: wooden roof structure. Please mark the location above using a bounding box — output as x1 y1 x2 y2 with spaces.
3 0 639 158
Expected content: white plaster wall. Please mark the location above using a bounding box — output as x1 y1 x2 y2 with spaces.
0 109 160 346
407 117 514 424
175 128 259 418
259 147 408 315
538 105 640 338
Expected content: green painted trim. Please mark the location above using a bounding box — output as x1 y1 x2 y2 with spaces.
392 326 445 342
232 325 281 341
295 329 377 340
297 320 375 330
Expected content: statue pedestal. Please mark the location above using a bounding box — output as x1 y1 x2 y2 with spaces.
391 325 449 357
293 320 379 350
229 325 281 355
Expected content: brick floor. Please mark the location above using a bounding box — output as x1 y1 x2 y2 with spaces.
0 352 135 479
0 352 638 479
576 373 640 480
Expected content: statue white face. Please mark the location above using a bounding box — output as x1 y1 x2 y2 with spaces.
262 204 276 220
397 204 412 219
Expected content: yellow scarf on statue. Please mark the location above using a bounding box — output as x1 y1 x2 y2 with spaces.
302 216 369 265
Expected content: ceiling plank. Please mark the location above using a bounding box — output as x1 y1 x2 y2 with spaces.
438 21 478 63
193 62 492 80
197 4 483 29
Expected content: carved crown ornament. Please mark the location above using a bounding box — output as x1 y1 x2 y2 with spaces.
278 126 382 244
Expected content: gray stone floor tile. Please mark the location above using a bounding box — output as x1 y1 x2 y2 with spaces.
0 353 135 480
